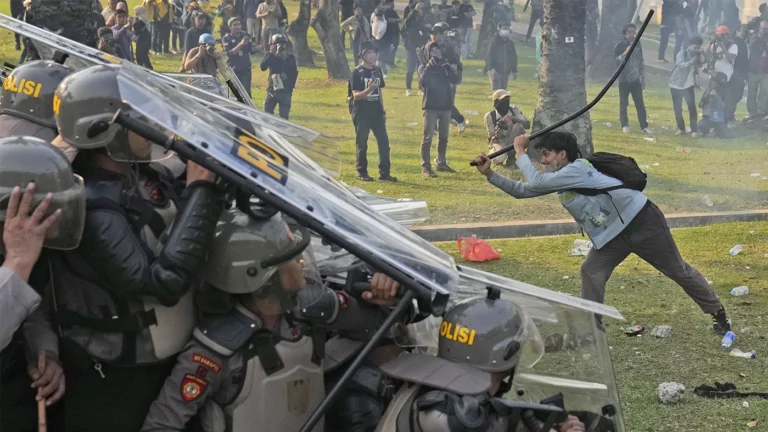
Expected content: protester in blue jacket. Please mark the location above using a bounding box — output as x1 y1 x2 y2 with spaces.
473 132 730 335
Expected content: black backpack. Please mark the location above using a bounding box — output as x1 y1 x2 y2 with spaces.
571 152 647 225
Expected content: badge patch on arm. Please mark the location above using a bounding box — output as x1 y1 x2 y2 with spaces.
181 374 208 402
192 353 222 373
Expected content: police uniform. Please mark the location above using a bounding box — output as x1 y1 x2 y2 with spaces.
141 210 395 432
49 64 225 432
376 289 573 432
0 60 73 142
0 137 86 432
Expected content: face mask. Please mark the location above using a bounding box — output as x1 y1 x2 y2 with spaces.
494 98 510 115
542 153 564 172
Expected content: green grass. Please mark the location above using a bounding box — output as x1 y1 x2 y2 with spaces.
438 221 768 432
1 1 766 225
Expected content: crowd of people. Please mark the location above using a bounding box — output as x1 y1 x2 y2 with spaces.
619 0 768 137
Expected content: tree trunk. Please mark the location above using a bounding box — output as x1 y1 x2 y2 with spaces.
589 0 631 81
531 0 593 158
311 0 351 79
289 0 315 67
476 0 498 59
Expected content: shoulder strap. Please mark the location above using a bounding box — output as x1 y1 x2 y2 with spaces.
193 306 261 357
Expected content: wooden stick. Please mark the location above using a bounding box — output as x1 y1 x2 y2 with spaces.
37 351 47 432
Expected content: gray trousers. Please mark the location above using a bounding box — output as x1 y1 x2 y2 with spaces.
421 109 450 168
580 202 721 315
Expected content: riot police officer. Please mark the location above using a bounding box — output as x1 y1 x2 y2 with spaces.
0 136 85 432
0 60 73 142
49 64 225 432
141 209 402 432
376 289 586 432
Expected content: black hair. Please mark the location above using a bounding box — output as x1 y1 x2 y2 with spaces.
622 23 636 35
115 8 127 16
533 131 582 162
760 3 766 13
689 35 703 46
97 27 113 38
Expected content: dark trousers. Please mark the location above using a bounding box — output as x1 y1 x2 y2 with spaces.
490 70 509 91
264 91 292 119
353 112 391 177
421 109 451 168
135 46 154 69
525 9 543 39
59 340 174 432
619 79 648 129
405 46 419 90
726 74 746 122
698 117 731 138
658 22 675 60
171 27 183 51
234 67 253 98
671 86 697 132
352 37 362 64
581 201 722 315
152 21 171 53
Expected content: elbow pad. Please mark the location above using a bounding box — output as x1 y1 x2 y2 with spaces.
292 287 341 325
160 181 224 272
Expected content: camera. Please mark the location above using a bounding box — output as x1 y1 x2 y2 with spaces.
276 43 286 54
206 45 216 54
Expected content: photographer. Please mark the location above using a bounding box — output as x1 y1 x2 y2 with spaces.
669 35 704 136
260 34 298 119
485 21 518 92
223 17 256 96
184 33 222 76
704 26 738 125
418 41 460 177
424 22 466 133
348 42 397 182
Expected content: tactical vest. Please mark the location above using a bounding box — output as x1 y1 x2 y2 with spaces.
52 165 196 365
195 304 326 432
0 113 57 141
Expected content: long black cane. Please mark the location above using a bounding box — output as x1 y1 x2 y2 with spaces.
470 9 655 167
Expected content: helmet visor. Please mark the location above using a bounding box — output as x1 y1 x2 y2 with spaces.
105 129 175 163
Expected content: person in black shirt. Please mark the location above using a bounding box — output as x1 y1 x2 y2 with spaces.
403 0 430 95
657 0 680 63
424 22 466 132
260 33 298 119
419 41 460 177
134 5 154 69
222 17 256 97
446 1 463 30
458 0 476 59
485 22 518 91
726 25 749 125
181 12 209 67
340 0 355 48
382 0 401 69
348 42 397 183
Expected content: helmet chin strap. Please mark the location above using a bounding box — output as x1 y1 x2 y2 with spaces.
492 367 516 398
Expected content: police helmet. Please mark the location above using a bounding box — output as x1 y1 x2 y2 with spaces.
199 33 216 45
270 33 289 46
54 64 171 163
0 136 85 250
0 60 73 128
430 22 450 34
203 209 306 294
438 288 539 372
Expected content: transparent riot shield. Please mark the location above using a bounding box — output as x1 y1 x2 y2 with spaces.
113 63 458 300
456 266 627 432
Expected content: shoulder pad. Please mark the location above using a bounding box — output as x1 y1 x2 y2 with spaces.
193 304 262 357
292 286 340 325
83 171 125 207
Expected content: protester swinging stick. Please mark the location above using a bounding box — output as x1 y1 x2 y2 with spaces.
470 10 655 167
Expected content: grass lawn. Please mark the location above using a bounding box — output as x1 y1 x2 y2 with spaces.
437 221 768 432
1 1 766 225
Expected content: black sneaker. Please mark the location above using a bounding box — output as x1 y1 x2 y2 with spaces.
421 167 437 178
357 173 374 182
712 307 731 335
379 174 398 182
436 164 456 173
